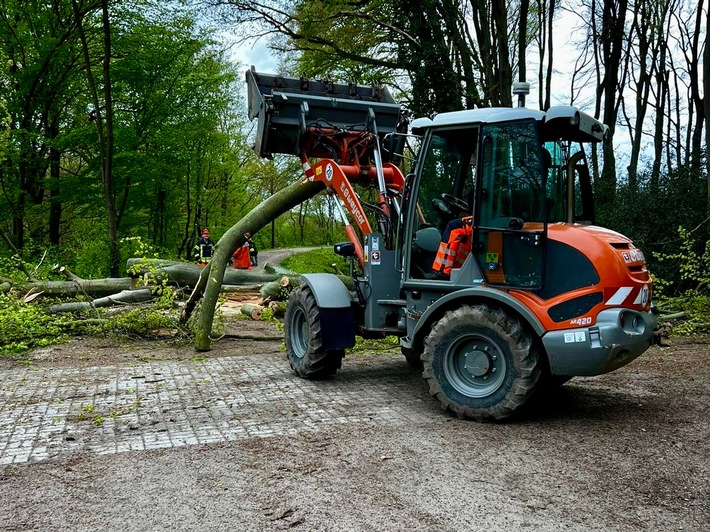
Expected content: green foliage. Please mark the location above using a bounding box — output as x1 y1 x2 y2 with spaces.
0 294 68 355
86 306 178 337
597 165 709 290
652 227 710 335
280 247 344 274
351 335 399 354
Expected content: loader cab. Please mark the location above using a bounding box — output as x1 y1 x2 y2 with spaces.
401 106 604 290
403 109 550 289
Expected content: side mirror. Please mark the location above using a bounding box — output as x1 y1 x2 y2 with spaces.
334 242 356 258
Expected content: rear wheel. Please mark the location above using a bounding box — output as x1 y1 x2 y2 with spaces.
285 286 343 379
421 304 541 421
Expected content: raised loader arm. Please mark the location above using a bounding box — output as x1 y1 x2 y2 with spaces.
246 68 407 267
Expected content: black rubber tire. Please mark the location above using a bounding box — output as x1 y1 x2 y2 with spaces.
284 286 344 379
401 347 422 369
421 304 541 421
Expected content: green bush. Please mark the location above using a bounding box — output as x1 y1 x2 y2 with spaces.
653 227 710 335
597 165 708 290
0 294 68 355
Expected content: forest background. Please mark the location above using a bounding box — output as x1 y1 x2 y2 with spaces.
0 0 708 327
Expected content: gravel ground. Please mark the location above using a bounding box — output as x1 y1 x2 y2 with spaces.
0 250 707 531
0 323 707 532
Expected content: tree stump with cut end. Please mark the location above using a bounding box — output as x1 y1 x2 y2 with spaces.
240 303 263 320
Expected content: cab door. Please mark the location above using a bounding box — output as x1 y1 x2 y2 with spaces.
473 119 547 289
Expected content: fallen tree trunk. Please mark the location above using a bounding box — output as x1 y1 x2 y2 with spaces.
48 288 155 313
126 258 279 286
16 277 133 297
184 178 325 351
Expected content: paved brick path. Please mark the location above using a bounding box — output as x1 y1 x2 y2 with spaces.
0 349 433 465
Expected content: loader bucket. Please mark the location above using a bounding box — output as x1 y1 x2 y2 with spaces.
246 68 404 159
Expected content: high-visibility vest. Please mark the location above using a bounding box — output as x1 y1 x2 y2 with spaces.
433 217 473 276
194 239 214 264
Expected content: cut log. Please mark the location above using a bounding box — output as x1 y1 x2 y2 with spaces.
262 262 297 276
259 276 303 300
48 288 155 313
240 303 263 320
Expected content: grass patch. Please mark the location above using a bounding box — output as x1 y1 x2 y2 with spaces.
280 247 347 274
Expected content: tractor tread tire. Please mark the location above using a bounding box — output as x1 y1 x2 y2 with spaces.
421 304 541 421
284 286 343 379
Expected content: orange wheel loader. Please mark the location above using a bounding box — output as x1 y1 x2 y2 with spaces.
246 69 658 421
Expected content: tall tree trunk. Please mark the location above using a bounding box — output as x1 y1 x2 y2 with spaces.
48 117 62 246
704 0 710 213
597 0 629 209
651 65 669 188
73 0 119 276
688 0 705 168
626 0 649 190
543 0 555 110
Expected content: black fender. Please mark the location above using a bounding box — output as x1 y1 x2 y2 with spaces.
299 273 355 350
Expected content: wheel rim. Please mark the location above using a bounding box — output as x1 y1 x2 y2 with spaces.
442 332 507 398
290 306 309 359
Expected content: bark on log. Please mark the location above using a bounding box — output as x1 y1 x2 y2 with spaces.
184 178 325 351
221 284 262 293
259 276 303 300
212 333 283 341
262 262 298 276
48 288 155 313
240 303 263 320
126 258 279 286
58 266 81 282
15 277 133 297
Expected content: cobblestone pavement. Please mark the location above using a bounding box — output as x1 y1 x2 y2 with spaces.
0 345 431 465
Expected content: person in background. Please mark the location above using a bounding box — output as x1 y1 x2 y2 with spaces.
194 228 214 266
232 233 252 270
246 232 258 266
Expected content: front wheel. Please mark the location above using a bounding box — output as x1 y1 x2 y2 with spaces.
422 304 541 421
284 286 343 379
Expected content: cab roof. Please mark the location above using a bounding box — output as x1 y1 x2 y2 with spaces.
411 105 607 143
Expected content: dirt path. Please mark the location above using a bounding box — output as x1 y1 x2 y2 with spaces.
0 325 707 531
